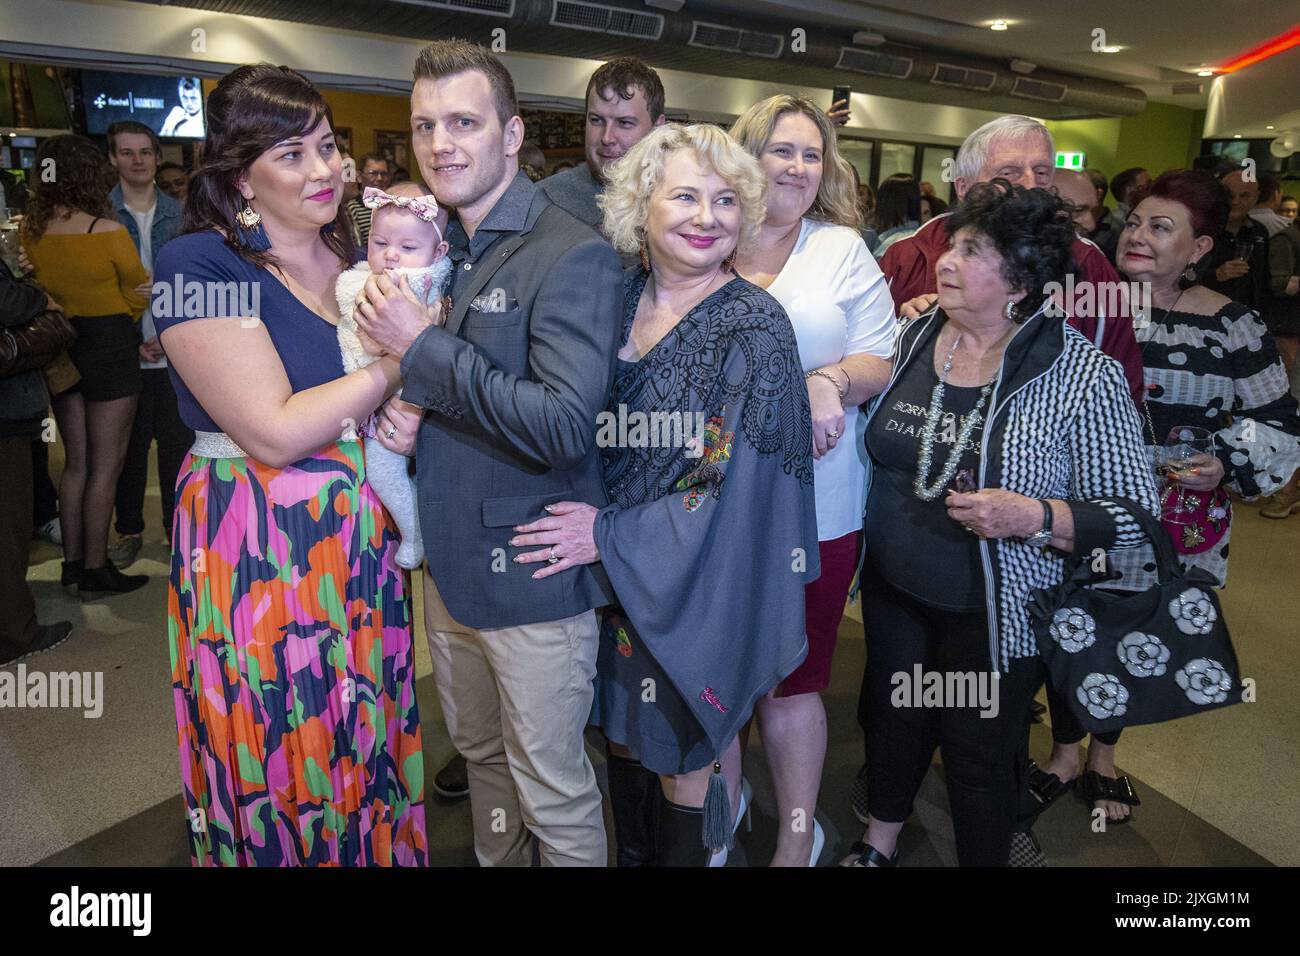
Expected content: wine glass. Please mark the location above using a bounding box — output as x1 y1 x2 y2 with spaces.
1163 425 1215 521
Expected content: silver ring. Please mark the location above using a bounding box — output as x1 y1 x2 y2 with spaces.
547 547 559 565
827 430 840 439
386 426 397 440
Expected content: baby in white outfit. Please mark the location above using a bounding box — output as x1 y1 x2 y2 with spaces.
336 183 452 569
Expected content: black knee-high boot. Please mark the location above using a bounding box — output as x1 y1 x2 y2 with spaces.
606 751 659 866
654 790 712 867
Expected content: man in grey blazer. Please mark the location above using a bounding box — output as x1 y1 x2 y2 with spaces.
358 40 621 866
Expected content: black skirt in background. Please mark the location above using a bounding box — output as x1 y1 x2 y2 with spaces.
67 313 142 401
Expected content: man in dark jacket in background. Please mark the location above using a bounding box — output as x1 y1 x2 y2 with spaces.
541 57 666 235
1203 162 1270 311
0 270 73 665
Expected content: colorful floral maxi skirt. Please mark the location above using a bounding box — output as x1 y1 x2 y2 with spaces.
168 440 427 866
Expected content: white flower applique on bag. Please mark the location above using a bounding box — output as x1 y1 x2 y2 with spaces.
1050 607 1097 653
1117 632 1171 678
1175 658 1232 705
1169 588 1217 636
1076 672 1129 720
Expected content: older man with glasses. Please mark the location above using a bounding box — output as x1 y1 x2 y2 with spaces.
346 153 395 246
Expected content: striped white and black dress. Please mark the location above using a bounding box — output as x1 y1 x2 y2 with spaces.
1122 300 1300 586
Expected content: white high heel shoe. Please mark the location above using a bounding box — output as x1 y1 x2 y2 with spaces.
736 777 753 834
808 818 825 867
707 776 753 868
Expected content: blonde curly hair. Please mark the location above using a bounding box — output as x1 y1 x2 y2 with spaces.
729 95 862 230
598 122 767 258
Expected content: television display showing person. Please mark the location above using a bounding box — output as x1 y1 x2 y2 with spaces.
159 77 204 138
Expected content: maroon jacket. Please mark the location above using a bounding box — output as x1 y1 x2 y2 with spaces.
879 214 1146 407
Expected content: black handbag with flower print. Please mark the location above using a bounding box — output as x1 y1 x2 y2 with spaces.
1027 497 1243 735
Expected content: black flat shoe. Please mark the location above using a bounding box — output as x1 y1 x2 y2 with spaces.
78 562 148 600
432 752 470 799
0 621 73 666
846 840 899 867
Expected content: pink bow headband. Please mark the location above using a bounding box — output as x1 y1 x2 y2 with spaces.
363 186 443 241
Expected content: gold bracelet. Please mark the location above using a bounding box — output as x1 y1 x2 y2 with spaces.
805 367 848 400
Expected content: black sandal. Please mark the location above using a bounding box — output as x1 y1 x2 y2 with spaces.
1077 770 1140 824
847 840 899 867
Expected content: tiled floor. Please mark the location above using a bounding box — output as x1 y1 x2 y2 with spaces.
2 447 1292 866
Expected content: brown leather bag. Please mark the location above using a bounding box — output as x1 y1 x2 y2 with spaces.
42 350 81 395
0 307 76 377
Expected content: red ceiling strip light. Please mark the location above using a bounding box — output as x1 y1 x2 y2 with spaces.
1216 24 1300 74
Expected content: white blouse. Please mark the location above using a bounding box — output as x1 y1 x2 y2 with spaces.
765 218 897 540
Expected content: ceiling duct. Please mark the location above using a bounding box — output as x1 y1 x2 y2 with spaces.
108 0 1149 118
391 0 515 13
690 22 784 59
1171 81 1204 96
1010 76 1068 103
931 63 997 92
550 0 663 39
835 46 913 80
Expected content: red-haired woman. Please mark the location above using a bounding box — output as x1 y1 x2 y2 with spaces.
1038 170 1300 824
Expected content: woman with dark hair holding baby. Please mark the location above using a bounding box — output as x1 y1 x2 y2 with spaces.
154 64 426 866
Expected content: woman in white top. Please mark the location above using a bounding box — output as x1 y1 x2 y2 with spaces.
730 96 896 866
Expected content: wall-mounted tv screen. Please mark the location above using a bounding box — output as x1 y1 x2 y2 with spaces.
81 71 205 139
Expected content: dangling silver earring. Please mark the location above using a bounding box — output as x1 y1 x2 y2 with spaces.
235 203 261 229
1182 260 1198 283
1004 299 1018 322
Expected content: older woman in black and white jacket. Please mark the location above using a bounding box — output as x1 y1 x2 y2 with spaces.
843 182 1160 868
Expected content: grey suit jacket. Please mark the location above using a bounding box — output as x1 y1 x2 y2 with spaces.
540 161 602 228
400 173 620 629
541 162 640 270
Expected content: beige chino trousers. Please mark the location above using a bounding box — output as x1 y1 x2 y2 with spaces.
422 569 607 866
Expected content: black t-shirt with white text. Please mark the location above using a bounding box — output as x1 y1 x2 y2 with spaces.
865 335 988 611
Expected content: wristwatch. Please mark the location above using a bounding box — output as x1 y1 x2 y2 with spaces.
1025 499 1054 549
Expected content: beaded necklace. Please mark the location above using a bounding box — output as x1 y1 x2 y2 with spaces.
913 330 994 501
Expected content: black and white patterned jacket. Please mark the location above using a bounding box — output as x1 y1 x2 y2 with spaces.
863 307 1161 672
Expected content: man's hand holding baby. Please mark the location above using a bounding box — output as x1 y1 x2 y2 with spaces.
354 270 436 359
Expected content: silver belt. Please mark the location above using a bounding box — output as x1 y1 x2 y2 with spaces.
191 430 248 458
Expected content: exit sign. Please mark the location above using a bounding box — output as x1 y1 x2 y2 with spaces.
1056 151 1086 169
